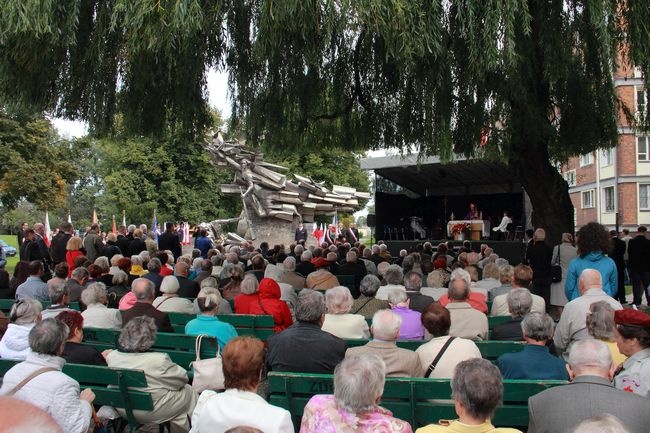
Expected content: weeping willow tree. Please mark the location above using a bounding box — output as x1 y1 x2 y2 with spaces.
1 1 649 242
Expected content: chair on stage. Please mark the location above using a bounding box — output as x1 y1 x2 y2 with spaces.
513 225 523 240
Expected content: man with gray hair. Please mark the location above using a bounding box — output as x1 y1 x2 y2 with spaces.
495 312 568 380
41 283 74 319
120 278 173 332
337 251 367 298
359 247 378 276
445 276 488 340
266 289 347 374
295 250 316 277
345 309 422 377
491 288 534 340
404 271 434 313
64 266 89 302
279 256 306 291
375 264 405 300
527 339 650 433
350 274 390 319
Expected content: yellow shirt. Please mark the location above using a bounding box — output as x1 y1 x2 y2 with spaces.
416 420 522 433
605 340 627 367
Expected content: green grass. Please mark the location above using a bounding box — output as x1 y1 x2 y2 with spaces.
1 235 19 274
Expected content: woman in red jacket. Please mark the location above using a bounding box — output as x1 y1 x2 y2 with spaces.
234 275 261 314
236 277 292 332
65 236 85 277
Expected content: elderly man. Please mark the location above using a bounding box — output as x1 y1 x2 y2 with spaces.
266 290 347 374
143 257 164 296
337 251 367 298
495 312 568 380
40 284 74 319
527 339 649 433
375 265 405 300
491 264 546 316
120 278 173 332
388 289 425 340
404 271 434 313
295 250 316 277
194 259 214 284
491 288 533 341
360 248 379 276
349 275 390 319
445 276 488 341
175 261 199 298
554 269 622 357
279 256 306 291
65 267 89 302
345 309 422 377
15 260 49 301
438 268 488 313
369 244 386 266
82 223 103 262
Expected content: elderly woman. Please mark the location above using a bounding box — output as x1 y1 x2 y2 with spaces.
550 232 577 313
0 319 95 433
129 255 148 277
491 288 533 341
420 270 448 301
195 278 233 314
234 275 261 314
109 270 132 308
153 276 195 314
416 359 520 433
416 303 481 378
107 316 197 433
585 301 626 366
56 310 107 365
489 264 515 301
185 292 238 348
375 265 405 300
321 286 369 339
222 264 245 301
65 236 85 277
189 336 293 432
80 282 122 329
613 309 650 397
300 354 412 433
246 278 293 332
47 262 69 291
388 289 424 340
0 299 42 360
350 275 390 319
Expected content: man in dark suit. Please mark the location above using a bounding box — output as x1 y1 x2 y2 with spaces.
50 222 73 266
526 228 553 309
116 226 131 254
527 339 650 433
403 271 434 313
294 223 308 243
158 222 182 262
491 288 532 340
120 278 173 332
627 226 650 306
295 251 316 277
174 262 199 298
17 222 28 258
610 230 627 303
337 251 367 298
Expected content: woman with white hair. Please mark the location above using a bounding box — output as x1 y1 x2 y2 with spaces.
300 354 412 432
586 301 626 366
0 299 42 360
185 291 238 348
80 282 122 329
152 276 194 314
193 278 233 315
321 286 369 339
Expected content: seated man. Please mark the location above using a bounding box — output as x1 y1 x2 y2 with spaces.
527 339 649 433
491 264 545 316
345 309 422 377
445 277 488 341
416 358 522 433
495 312 568 380
266 290 347 374
438 268 488 314
40 283 75 319
120 278 173 332
404 271 434 313
491 288 533 341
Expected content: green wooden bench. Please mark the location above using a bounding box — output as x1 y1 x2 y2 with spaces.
268 371 566 429
345 339 525 360
0 359 153 433
0 299 81 313
167 312 276 340
364 314 513 330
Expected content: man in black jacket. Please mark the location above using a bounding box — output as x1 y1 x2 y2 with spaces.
158 222 182 262
50 222 73 266
628 226 650 306
526 228 553 310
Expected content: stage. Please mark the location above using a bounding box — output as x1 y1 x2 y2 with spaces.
381 240 527 266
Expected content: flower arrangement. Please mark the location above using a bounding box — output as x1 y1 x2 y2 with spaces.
451 222 471 235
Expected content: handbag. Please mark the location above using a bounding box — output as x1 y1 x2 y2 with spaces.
551 245 562 283
190 334 225 393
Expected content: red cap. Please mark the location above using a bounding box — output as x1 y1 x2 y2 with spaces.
614 309 650 328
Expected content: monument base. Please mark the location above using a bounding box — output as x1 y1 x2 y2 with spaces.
247 213 302 247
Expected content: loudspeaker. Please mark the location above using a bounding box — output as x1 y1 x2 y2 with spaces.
367 214 376 227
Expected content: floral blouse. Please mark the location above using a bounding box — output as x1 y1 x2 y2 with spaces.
299 394 413 433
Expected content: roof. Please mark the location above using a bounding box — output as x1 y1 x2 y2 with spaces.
360 154 521 197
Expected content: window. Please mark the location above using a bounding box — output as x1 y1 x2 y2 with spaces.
603 186 615 212
600 148 614 167
580 153 594 167
564 170 576 187
640 184 650 211
638 136 649 162
581 190 595 208
637 87 647 114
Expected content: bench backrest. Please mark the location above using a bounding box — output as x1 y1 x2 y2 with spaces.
167 312 276 340
0 299 80 313
267 371 565 429
344 339 525 360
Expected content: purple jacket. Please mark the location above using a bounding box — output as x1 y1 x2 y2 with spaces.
392 306 424 340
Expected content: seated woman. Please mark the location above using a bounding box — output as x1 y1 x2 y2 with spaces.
234 275 261 314
107 316 197 432
586 301 626 366
321 286 370 339
300 354 412 432
153 276 195 315
185 291 238 348
80 282 122 329
110 270 132 309
415 358 522 433
246 278 293 333
0 318 95 433
189 336 294 433
222 264 245 301
350 275 390 319
194 277 233 315
55 311 107 366
0 299 42 360
416 303 481 378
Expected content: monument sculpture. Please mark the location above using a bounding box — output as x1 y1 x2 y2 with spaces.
201 132 370 245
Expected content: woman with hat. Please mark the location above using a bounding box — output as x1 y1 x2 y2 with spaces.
614 309 650 397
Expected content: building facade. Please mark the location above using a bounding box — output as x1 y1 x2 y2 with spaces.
561 65 648 231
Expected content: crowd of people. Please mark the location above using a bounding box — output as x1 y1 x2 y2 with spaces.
0 219 649 432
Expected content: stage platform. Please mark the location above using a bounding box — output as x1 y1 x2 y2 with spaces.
383 240 526 266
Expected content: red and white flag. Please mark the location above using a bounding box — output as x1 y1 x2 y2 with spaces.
44 211 52 247
112 215 117 235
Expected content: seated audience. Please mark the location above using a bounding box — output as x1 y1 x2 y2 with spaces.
107 316 197 432
473 263 501 292
495 312 568 380
491 264 545 316
64 266 89 302
189 336 293 433
195 278 233 314
143 257 164 296
175 261 200 298
527 339 649 433
40 283 74 319
416 303 481 378
296 250 316 276
387 289 425 340
234 274 261 314
185 291 238 348
438 269 488 314
491 288 533 341
322 286 370 339
0 319 95 433
80 282 122 330
55 311 107 366
336 251 367 298
0 298 42 360
613 309 650 397
350 274 390 319
416 358 521 433
305 268 339 291
266 290 347 373
279 256 306 291
404 271 434 313
244 278 293 333
153 276 195 314
121 278 173 332
46 262 68 291
375 265 405 300
300 354 413 433
65 236 84 277
346 309 422 377
445 276 488 340
15 261 49 301
488 264 514 302
420 270 448 301
222 264 245 301
108 270 131 308
586 301 626 366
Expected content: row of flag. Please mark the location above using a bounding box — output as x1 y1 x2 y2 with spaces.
312 215 341 244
